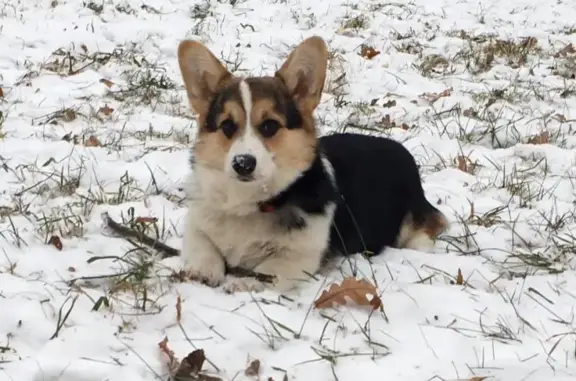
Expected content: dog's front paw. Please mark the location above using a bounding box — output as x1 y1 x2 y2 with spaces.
181 252 226 287
221 276 267 294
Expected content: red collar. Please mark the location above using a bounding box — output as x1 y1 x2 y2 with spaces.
258 201 275 213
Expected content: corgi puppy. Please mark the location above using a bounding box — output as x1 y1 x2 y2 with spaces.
177 36 448 293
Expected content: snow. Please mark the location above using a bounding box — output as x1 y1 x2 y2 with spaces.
1 0 576 380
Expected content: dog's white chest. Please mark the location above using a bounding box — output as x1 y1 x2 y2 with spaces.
196 206 284 267
192 201 334 270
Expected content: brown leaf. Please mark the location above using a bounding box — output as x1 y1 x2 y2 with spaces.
400 123 409 130
456 268 464 285
62 109 76 122
245 359 260 377
527 130 549 145
85 135 102 147
381 114 396 129
99 104 114 116
99 78 115 88
0 87 4 98
359 45 380 59
314 277 382 310
463 107 477 118
68 266 76 272
48 235 63 251
467 377 488 381
178 349 206 376
556 114 567 123
176 295 182 323
135 216 158 224
382 99 397 108
80 44 88 54
456 156 472 173
158 336 179 370
554 43 575 58
420 88 452 103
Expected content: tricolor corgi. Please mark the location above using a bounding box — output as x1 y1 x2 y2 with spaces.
177 36 448 293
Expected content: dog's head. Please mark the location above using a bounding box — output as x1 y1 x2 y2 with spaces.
177 36 328 204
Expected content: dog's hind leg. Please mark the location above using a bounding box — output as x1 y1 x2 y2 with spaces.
396 200 449 251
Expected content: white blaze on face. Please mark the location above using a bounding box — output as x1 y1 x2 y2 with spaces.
226 80 276 180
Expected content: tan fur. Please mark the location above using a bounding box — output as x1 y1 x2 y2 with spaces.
276 36 329 112
177 40 233 115
193 99 246 170
396 211 449 250
250 98 317 173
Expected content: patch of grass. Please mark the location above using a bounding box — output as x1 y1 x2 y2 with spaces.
452 33 540 74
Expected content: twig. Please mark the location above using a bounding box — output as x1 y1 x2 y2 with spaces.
101 212 276 283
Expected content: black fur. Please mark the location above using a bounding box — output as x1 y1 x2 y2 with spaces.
260 132 442 257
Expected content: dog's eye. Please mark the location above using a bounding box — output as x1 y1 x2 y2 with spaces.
258 119 281 138
220 119 237 139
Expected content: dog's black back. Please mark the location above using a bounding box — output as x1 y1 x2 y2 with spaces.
320 132 441 256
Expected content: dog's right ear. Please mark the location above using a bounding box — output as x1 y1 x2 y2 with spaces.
177 40 233 115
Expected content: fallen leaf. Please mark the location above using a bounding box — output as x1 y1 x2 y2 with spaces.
463 107 477 118
381 114 395 129
556 114 567 123
99 104 114 116
80 44 88 53
175 349 206 377
158 336 180 374
554 43 575 58
135 216 158 224
62 109 76 122
456 268 464 285
176 295 182 323
420 88 452 103
527 130 549 145
99 78 115 88
85 135 102 147
245 359 260 377
48 235 63 251
68 266 76 272
382 99 397 108
401 123 409 130
0 87 4 98
456 156 472 173
359 44 380 59
314 277 382 310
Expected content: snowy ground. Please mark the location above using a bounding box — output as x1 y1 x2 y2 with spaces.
1 0 576 380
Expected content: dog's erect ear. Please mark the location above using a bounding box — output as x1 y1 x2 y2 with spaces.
177 40 233 115
275 36 328 113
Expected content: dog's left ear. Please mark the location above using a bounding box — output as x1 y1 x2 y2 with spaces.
177 40 233 115
275 36 328 113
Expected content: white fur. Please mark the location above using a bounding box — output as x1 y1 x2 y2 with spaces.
226 81 276 181
396 219 436 252
181 80 337 293
404 232 435 251
181 188 336 292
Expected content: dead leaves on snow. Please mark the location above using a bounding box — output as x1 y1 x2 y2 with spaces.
527 130 550 145
359 44 381 60
456 268 464 285
314 277 382 311
159 337 221 381
48 235 63 250
420 87 452 104
244 359 260 377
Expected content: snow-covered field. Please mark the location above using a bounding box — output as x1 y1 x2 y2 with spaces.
2 0 576 380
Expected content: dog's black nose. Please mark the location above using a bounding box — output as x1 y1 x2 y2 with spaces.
232 154 257 178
